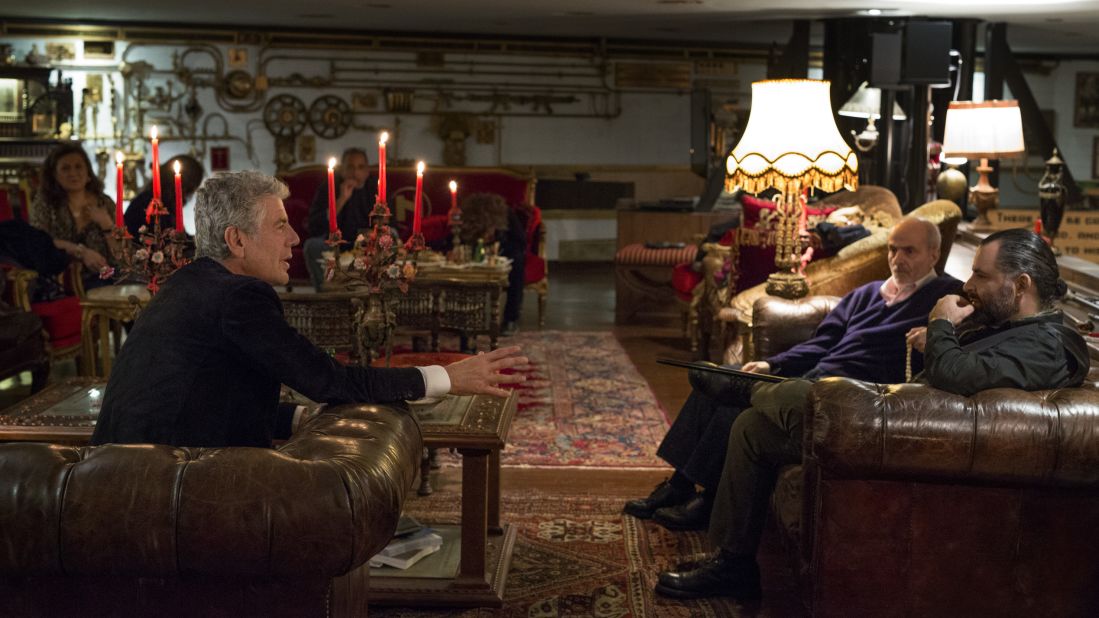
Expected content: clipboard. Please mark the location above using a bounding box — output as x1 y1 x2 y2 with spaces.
656 358 786 383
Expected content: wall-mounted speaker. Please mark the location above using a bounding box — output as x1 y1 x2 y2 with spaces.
870 32 902 88
903 21 953 85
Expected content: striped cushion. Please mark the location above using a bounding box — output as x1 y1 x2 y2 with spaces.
614 243 696 267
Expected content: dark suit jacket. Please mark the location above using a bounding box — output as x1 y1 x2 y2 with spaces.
92 257 425 448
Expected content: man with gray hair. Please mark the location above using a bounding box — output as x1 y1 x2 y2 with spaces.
94 171 525 448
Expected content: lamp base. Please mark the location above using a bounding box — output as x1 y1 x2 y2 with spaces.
765 271 810 299
969 159 999 230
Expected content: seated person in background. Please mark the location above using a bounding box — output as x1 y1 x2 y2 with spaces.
124 155 206 238
93 170 525 448
656 227 1087 601
302 147 375 291
456 193 528 336
30 143 121 288
624 218 960 530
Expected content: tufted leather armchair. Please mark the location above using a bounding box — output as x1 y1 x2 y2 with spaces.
0 404 422 618
778 379 1099 617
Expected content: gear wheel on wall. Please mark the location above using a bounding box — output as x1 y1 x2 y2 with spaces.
263 94 307 138
309 95 351 139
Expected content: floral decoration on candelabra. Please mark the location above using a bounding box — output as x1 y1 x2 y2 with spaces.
105 137 191 295
324 201 417 293
109 197 191 295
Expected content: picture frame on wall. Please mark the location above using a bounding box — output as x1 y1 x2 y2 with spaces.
1075 72 1099 128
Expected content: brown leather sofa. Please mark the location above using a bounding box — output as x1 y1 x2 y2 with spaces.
0 404 423 618
755 297 1099 616
718 198 961 364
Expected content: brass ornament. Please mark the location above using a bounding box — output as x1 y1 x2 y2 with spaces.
308 95 351 139
262 94 306 138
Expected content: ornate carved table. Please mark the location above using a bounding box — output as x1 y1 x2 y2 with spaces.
79 284 150 377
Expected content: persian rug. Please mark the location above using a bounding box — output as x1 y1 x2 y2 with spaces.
462 330 670 468
371 489 803 618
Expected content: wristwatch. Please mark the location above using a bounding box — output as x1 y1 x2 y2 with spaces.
74 244 86 259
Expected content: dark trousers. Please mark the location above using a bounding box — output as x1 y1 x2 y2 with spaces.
656 389 750 490
708 378 812 556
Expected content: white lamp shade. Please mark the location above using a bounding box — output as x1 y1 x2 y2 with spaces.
838 81 907 120
727 79 858 195
941 100 1025 160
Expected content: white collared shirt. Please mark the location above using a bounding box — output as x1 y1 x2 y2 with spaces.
879 270 938 307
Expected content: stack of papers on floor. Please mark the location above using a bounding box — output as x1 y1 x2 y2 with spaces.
369 528 444 569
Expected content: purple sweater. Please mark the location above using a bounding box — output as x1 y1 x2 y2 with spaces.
767 275 962 384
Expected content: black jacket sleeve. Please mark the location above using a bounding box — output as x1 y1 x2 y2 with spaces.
220 279 426 404
922 319 1082 396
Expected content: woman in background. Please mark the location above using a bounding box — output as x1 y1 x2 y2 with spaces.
30 143 119 287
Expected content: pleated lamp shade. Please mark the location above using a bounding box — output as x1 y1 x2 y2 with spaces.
941 100 1025 160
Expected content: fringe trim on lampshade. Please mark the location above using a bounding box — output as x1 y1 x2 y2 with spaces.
725 164 858 197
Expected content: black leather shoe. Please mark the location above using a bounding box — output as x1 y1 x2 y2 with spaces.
623 479 694 519
653 494 711 531
688 364 751 405
655 553 762 600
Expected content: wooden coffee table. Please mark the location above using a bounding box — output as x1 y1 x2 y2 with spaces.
0 379 520 609
365 390 519 608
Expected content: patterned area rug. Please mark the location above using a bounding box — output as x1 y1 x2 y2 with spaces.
489 330 670 468
371 489 803 618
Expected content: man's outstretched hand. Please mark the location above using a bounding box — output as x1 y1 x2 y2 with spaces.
445 346 528 398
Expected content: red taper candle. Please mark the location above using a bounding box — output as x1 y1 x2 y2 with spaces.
173 160 184 232
413 161 425 234
150 126 161 202
378 131 388 204
327 157 338 234
114 152 124 227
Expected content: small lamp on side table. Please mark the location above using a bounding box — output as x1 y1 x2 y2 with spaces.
941 100 1025 229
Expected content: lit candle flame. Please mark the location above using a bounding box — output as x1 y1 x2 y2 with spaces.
416 161 425 175
380 131 389 145
115 151 124 165
328 157 337 171
150 125 158 140
172 160 181 175
448 180 457 192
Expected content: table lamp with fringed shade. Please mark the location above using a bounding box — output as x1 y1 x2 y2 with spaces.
726 79 858 298
941 100 1025 229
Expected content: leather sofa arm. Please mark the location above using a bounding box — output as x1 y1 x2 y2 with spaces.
752 295 841 359
0 404 422 578
806 378 1099 487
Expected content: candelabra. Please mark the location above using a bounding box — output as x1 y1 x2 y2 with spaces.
108 197 190 294
325 198 417 363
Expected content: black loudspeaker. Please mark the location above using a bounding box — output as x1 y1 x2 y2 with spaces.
870 32 902 88
903 21 953 85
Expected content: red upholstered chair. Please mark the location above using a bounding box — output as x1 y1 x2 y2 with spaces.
516 202 548 327
1 262 85 369
277 166 326 281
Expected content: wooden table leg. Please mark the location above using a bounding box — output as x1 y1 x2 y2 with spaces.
79 308 96 378
97 314 112 378
487 448 502 534
457 447 489 585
